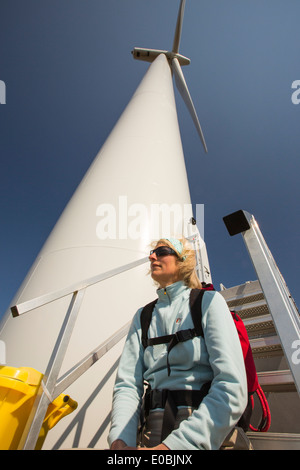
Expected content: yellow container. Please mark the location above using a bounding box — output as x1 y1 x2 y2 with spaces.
0 366 77 450
35 394 78 450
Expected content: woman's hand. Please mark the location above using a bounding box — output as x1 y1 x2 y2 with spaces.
110 439 137 450
110 440 169 451
138 443 169 450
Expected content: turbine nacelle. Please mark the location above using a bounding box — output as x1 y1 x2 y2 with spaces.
131 47 190 67
131 0 208 154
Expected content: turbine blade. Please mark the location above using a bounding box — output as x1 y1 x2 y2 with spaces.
172 58 208 153
172 0 186 53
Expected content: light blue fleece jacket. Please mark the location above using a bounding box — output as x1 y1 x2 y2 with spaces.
108 281 247 450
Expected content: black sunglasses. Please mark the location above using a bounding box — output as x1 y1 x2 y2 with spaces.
149 246 177 257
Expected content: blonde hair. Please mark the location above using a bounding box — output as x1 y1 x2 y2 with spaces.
150 237 202 289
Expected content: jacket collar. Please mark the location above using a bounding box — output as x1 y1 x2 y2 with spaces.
156 280 189 303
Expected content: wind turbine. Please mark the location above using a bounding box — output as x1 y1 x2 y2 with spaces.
132 0 208 153
0 1 211 449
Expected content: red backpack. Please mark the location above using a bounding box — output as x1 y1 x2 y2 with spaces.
202 283 270 432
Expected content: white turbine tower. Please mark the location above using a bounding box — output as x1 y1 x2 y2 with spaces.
0 0 211 450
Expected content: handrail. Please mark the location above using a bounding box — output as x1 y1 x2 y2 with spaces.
11 256 149 317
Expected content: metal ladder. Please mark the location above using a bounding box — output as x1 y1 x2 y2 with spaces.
222 210 300 450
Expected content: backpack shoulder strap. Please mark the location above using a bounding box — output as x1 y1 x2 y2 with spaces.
141 289 206 348
189 288 205 337
140 299 158 348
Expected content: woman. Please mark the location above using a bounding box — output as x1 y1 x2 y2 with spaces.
108 237 247 450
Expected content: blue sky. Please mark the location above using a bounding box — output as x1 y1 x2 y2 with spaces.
0 0 299 318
